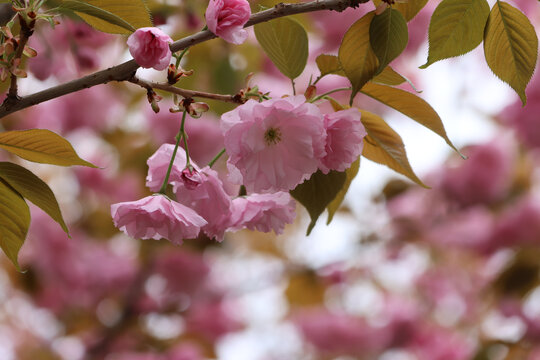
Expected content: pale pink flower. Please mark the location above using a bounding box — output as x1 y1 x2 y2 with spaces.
319 108 366 173
111 195 207 244
205 0 251 44
127 27 172 70
228 192 296 234
174 166 232 241
221 95 327 193
146 144 199 192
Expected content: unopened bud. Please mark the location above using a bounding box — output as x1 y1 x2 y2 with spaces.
181 167 203 190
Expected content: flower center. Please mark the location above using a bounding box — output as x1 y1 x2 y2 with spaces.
264 127 282 145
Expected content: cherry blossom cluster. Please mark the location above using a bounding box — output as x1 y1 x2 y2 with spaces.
111 95 366 244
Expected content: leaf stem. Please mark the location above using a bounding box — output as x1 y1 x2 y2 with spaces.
311 87 351 102
208 148 226 168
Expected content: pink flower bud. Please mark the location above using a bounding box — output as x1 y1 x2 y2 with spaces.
205 0 251 45
182 167 203 190
127 27 173 71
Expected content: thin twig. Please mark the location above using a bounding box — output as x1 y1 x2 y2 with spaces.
130 76 244 104
0 0 366 119
6 14 33 103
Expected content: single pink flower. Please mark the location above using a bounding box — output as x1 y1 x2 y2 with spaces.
221 95 327 193
146 144 200 192
127 27 172 70
319 108 366 173
174 166 232 241
205 0 251 44
111 195 207 244
228 192 296 234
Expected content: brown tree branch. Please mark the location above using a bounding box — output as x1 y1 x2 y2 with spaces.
129 76 245 104
0 0 367 119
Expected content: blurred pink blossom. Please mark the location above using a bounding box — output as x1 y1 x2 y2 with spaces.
205 0 251 44
319 108 366 173
111 195 207 244
127 27 172 70
228 192 296 234
185 300 242 341
221 96 326 193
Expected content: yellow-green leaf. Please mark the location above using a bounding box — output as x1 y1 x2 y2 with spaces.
361 82 461 155
290 170 347 235
421 0 490 68
61 0 152 34
369 8 408 73
0 179 30 270
372 66 406 86
255 17 309 80
373 0 429 21
316 54 345 77
360 110 427 187
339 12 379 105
327 158 360 224
59 0 136 33
0 162 68 235
484 1 538 105
0 129 96 167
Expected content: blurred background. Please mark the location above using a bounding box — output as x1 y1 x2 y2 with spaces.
0 0 539 359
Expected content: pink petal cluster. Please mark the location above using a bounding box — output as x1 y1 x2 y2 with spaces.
127 27 173 71
319 108 366 174
205 0 251 45
221 95 327 193
111 195 207 244
229 192 296 234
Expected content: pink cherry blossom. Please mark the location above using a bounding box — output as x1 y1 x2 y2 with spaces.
221 95 327 193
205 0 251 45
319 108 366 173
228 192 296 234
127 27 172 71
173 166 232 241
146 144 199 192
111 195 207 244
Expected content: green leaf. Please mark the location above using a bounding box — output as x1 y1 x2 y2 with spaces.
0 162 69 235
327 158 360 224
361 82 461 156
369 8 408 73
360 110 427 187
0 179 30 271
0 129 96 167
484 1 538 105
291 170 347 235
372 66 406 85
373 0 429 21
339 12 380 105
59 0 135 33
60 0 152 34
421 0 490 68
254 17 309 80
316 54 345 77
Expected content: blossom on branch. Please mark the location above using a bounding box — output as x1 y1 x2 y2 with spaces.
127 27 172 71
205 0 251 45
111 195 207 244
229 192 296 234
221 95 327 193
319 108 366 173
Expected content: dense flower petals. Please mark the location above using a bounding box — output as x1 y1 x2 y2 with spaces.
111 195 207 244
205 0 251 44
127 27 172 70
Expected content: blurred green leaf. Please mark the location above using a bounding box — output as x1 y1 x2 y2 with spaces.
421 0 490 68
484 1 538 105
339 11 379 105
360 110 427 187
0 129 96 167
316 54 345 78
0 162 69 235
59 0 135 33
369 8 408 73
327 158 360 224
0 179 30 271
291 170 347 235
254 17 309 79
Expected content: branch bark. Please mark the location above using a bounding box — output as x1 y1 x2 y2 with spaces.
0 0 366 119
